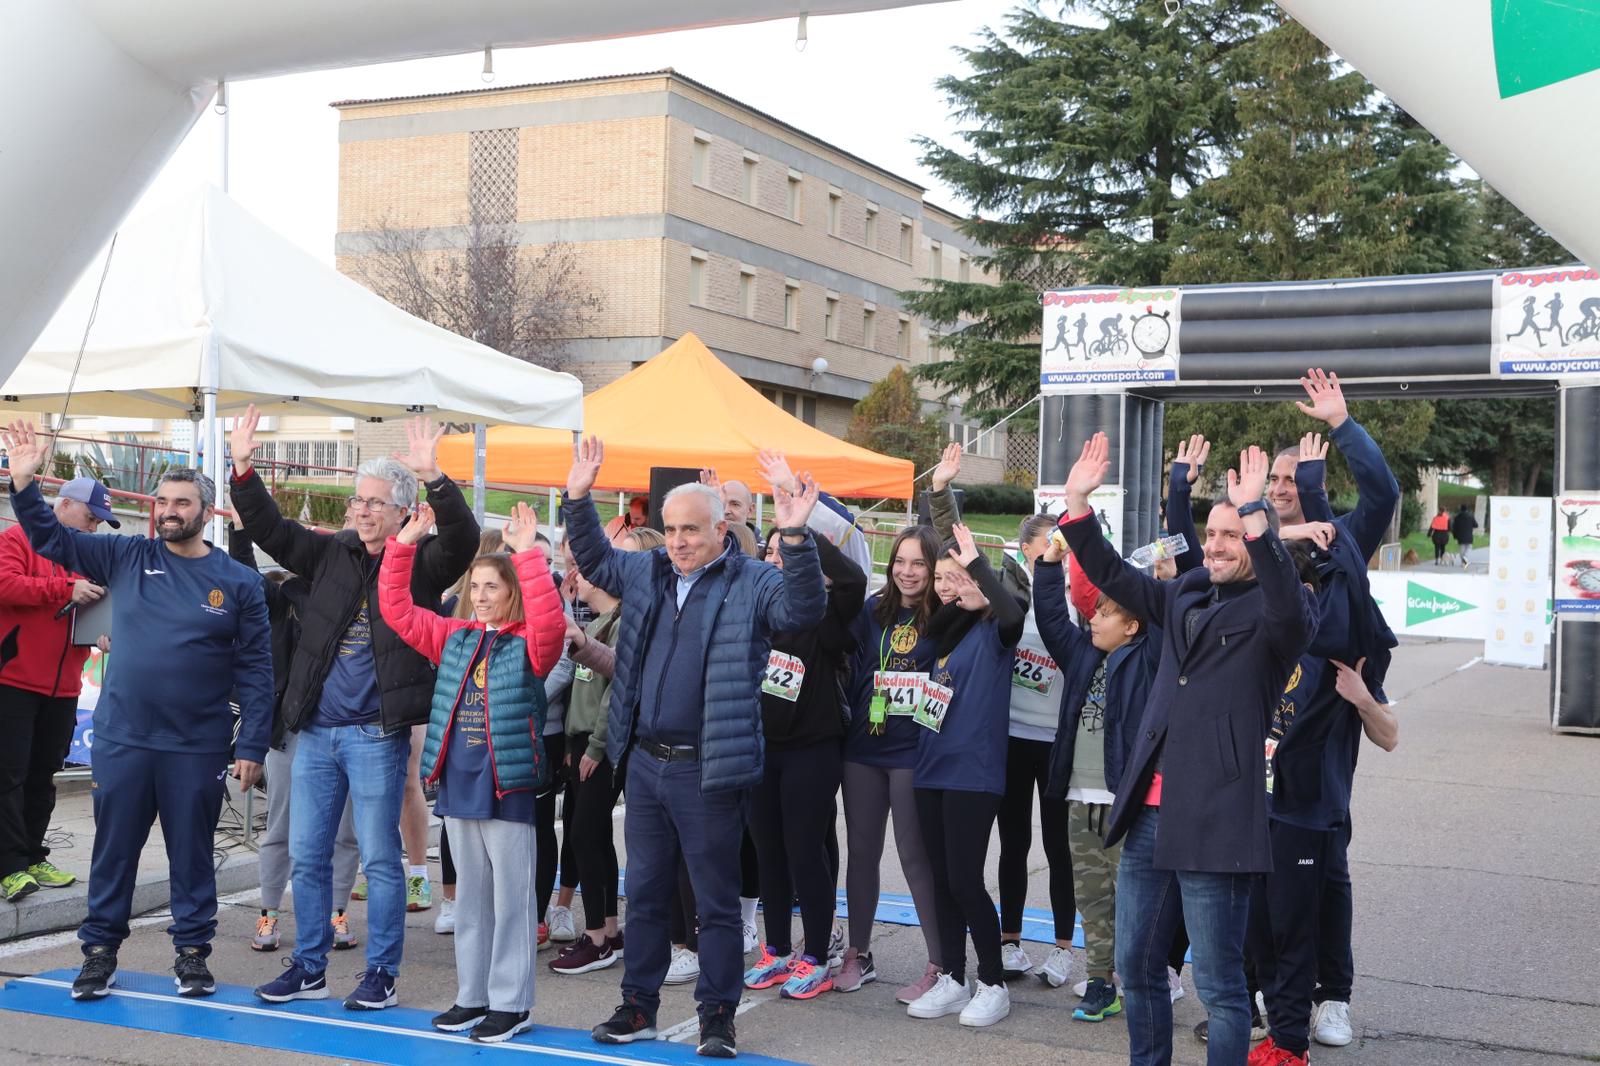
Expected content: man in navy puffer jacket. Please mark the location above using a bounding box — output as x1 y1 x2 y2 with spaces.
562 437 824 1060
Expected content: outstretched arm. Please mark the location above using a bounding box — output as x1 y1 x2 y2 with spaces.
376 506 457 664
1061 433 1171 625
1167 433 1208 575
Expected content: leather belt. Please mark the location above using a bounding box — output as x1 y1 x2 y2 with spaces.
635 738 699 762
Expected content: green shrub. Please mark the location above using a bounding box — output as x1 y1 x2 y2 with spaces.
1400 494 1422 536
959 482 1036 514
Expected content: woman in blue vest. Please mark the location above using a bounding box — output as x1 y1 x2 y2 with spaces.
904 523 1024 1028
378 502 566 1045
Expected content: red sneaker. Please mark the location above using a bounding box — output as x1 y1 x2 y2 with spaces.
1247 1036 1308 1066
537 923 550 950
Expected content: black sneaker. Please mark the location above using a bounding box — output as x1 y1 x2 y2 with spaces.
1071 977 1122 1022
697 1005 737 1059
592 999 657 1044
71 946 117 1000
173 946 215 997
471 1010 533 1044
432 1003 488 1032
344 966 397 1010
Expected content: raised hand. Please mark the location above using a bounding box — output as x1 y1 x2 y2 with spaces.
931 441 963 493
1063 433 1111 516
1281 521 1337 550
755 449 799 495
1040 529 1066 565
503 500 540 554
230 404 262 476
1298 431 1329 464
949 522 981 567
698 468 722 493
773 472 820 534
567 436 604 499
1174 433 1210 485
392 416 445 480
1330 657 1373 708
1227 445 1270 507
396 502 435 546
1295 367 1348 429
0 421 50 489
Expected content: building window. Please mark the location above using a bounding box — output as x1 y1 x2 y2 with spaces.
803 396 817 425
897 315 911 358
927 240 942 278
742 154 759 203
689 253 706 305
692 135 710 186
865 204 879 248
863 306 876 349
899 219 914 261
761 388 817 426
824 296 838 341
828 190 842 236
787 172 803 221
784 281 800 329
959 253 971 282
740 268 756 318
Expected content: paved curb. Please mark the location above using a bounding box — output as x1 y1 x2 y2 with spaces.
0 852 261 942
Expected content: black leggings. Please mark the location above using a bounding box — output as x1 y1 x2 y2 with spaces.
998 736 1073 941
439 822 455 887
535 732 579 923
749 740 843 958
569 734 624 932
1431 530 1449 562
916 787 1004 986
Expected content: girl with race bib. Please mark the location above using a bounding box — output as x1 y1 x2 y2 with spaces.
904 524 1024 1028
837 526 944 1000
743 531 866 1001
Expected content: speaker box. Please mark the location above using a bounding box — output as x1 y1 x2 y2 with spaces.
647 467 703 532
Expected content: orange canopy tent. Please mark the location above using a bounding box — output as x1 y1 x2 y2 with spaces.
437 333 915 498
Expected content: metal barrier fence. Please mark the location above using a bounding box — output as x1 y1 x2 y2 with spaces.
859 522 1010 579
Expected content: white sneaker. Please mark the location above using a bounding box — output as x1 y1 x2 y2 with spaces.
827 921 845 973
1312 999 1353 1046
906 973 971 1019
742 919 759 955
959 980 1011 1027
664 946 700 986
1038 945 1075 989
1000 942 1032 977
433 898 455 935
1168 966 1184 1003
547 905 578 943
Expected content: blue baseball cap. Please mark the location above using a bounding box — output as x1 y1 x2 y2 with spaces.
58 477 121 529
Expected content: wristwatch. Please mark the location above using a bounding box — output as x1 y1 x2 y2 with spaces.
775 526 809 538
1236 499 1270 519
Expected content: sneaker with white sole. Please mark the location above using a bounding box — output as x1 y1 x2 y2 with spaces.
742 918 759 955
827 922 845 973
1311 999 1353 1046
1168 966 1185 1003
255 960 328 1003
906 972 971 1019
330 910 358 951
744 946 793 989
897 961 942 1005
959 980 1011 1027
547 905 577 943
664 945 700 985
833 947 876 992
251 912 280 952
1038 945 1075 989
1000 942 1032 978
472 1009 533 1044
434 897 455 935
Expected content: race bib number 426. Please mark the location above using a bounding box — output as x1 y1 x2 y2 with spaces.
1011 647 1060 695
762 652 807 702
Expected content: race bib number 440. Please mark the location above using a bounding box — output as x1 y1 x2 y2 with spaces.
1011 647 1060 695
915 679 954 733
874 671 927 717
762 652 807 702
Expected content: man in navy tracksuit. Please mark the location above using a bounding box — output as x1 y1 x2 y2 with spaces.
1060 433 1318 1066
1251 370 1402 1062
563 436 825 1059
2 422 272 1003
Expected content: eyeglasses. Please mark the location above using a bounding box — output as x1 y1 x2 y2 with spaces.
346 496 400 512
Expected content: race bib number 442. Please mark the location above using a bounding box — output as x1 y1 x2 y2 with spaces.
1011 647 1060 695
762 652 807 702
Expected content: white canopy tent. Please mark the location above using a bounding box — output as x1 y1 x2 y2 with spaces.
3 184 584 532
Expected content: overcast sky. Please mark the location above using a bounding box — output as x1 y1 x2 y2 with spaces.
140 1 1026 262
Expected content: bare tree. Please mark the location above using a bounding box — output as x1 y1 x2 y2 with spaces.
346 215 603 373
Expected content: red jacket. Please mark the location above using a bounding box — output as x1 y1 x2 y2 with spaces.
0 523 90 697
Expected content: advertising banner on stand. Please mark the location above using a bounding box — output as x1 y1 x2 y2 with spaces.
66 648 106 767
1041 288 1180 389
1495 269 1600 377
1484 496 1551 667
1368 573 1489 640
1553 492 1600 614
1034 486 1124 553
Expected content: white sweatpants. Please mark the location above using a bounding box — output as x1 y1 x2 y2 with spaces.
446 816 539 1013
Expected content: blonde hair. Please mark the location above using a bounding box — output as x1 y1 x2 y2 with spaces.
623 527 666 552
729 521 759 558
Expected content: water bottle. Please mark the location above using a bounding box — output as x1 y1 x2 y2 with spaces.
1129 533 1188 568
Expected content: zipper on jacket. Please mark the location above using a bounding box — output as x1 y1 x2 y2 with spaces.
428 629 481 787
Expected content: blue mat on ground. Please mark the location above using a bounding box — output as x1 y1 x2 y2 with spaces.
0 970 801 1065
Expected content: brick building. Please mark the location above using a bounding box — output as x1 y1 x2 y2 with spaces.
333 70 1007 483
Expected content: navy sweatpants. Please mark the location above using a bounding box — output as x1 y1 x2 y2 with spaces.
79 739 229 955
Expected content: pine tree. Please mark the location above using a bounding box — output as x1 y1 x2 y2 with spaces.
904 0 1270 425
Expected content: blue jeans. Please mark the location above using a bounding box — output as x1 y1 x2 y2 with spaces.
1115 807 1252 1066
619 747 750 1016
289 722 410 976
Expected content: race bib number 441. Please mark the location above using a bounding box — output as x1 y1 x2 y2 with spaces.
874 671 927 717
1011 647 1060 695
762 652 807 702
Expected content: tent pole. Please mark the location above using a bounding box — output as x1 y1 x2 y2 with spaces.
547 486 557 535
755 493 764 529
201 333 224 544
472 422 487 525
